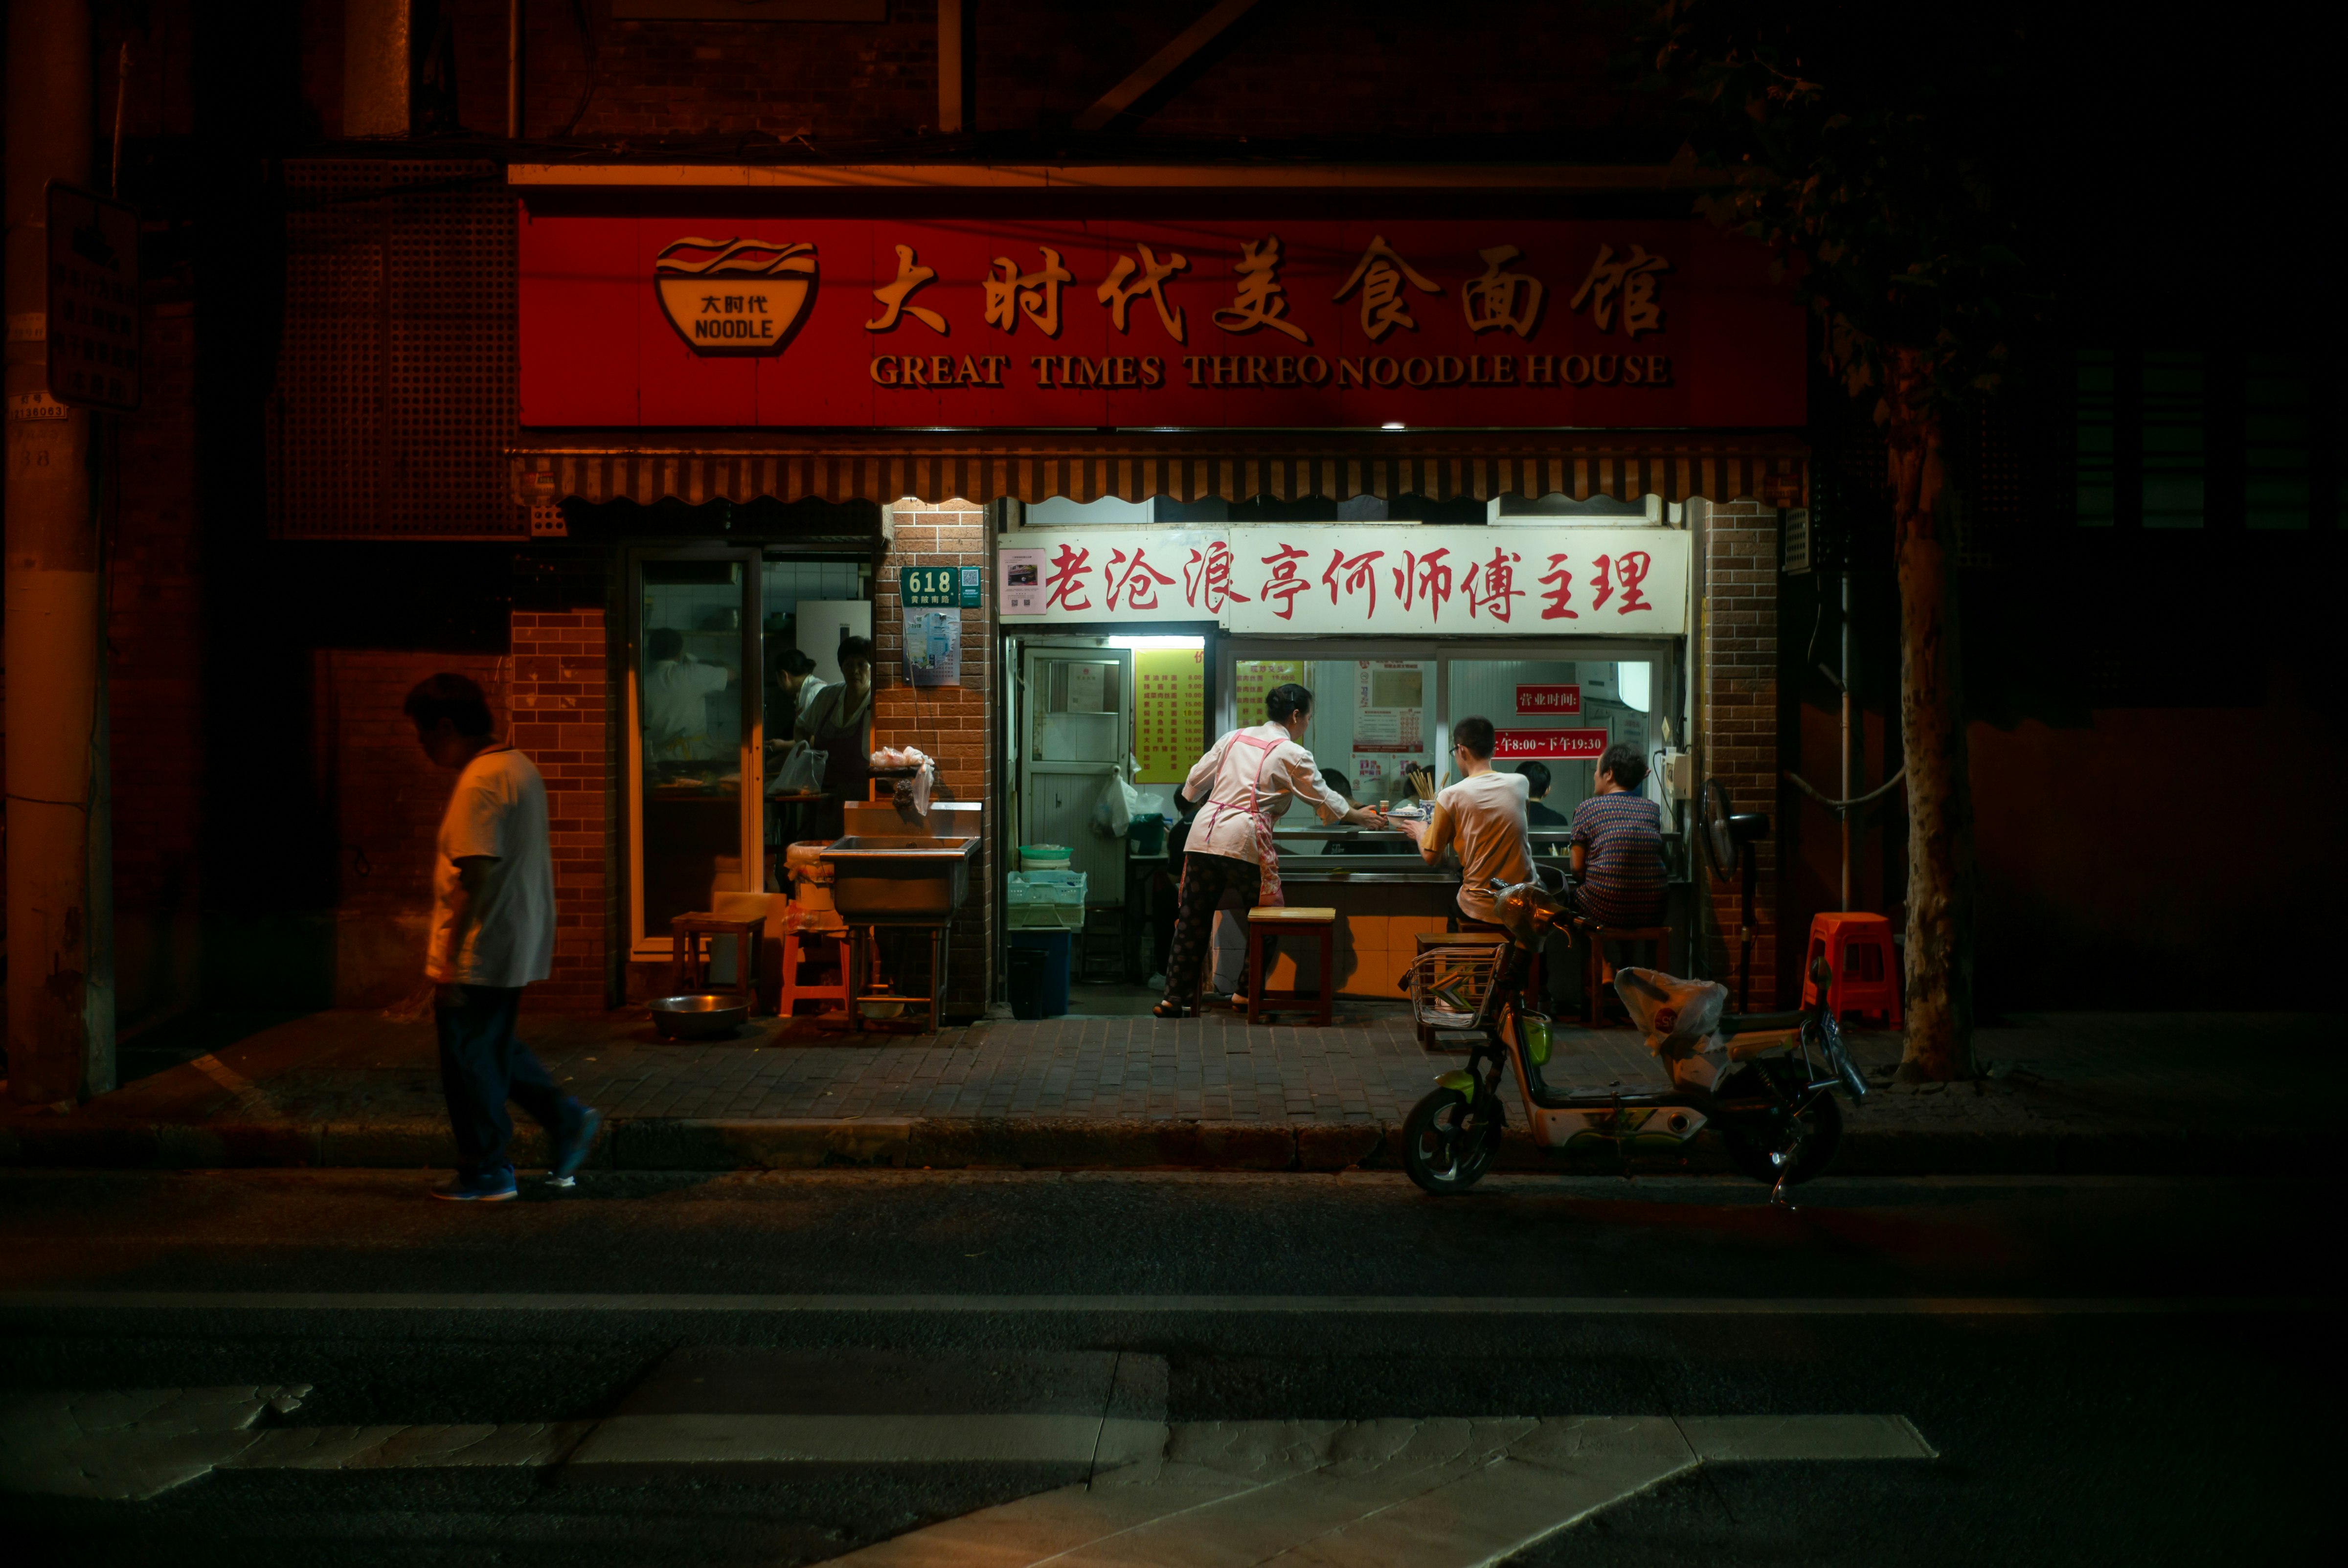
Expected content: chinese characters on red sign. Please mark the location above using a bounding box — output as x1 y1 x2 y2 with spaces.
1491 728 1608 761
1515 685 1582 716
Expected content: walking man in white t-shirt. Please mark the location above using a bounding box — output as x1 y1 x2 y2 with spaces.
405 674 601 1202
1396 716 1536 930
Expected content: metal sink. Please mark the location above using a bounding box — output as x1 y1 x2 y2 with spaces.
819 835 979 921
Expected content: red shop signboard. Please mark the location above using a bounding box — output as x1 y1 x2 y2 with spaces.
517 212 1804 428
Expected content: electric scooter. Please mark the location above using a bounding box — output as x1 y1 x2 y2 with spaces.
1401 874 1870 1203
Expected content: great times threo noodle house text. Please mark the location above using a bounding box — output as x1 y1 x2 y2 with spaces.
520 219 1793 428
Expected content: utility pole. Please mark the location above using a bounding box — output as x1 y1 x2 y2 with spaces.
5 0 113 1105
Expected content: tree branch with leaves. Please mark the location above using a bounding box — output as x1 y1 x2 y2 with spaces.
1637 0 2039 1079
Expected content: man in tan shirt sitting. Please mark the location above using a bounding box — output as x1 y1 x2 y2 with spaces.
1395 716 1536 932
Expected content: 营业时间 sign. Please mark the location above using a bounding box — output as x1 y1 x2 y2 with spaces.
520 215 1799 429
996 525 1687 636
1515 684 1581 715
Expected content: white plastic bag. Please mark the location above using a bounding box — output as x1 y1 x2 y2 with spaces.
774 746 827 793
1614 966 1732 1092
1092 772 1133 837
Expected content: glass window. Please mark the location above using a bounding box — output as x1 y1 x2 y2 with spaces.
1233 656 1435 812
1446 656 1656 829
635 556 755 949
2141 349 2205 530
2075 349 2116 527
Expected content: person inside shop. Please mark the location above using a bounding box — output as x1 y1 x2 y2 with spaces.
1319 768 1384 856
643 628 733 766
1514 761 1570 830
769 647 828 739
1147 791 1203 991
1394 716 1536 934
790 634 877 842
1552 743 1671 1010
1154 682 1384 1019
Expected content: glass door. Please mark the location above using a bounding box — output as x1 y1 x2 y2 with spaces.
628 548 764 956
1018 644 1135 905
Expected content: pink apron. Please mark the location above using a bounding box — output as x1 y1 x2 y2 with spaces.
1195 730 1288 908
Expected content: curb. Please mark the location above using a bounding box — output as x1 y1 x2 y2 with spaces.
0 1115 2318 1177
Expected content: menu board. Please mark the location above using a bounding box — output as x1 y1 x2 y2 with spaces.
1233 659 1306 728
1353 661 1429 752
1135 647 1207 784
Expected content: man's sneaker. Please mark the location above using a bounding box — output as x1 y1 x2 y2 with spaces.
549 1105 602 1181
431 1168 518 1202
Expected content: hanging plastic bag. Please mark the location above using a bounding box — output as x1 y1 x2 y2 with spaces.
775 746 827 793
1091 770 1134 837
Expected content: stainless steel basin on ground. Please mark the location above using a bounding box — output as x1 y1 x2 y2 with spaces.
818 835 979 921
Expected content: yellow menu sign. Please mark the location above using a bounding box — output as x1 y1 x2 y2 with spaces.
1135 648 1208 784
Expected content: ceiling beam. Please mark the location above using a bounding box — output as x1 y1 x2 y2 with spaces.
505 161 1694 191
1070 0 1261 133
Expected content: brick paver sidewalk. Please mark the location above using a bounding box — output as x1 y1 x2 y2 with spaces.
0 1002 2313 1175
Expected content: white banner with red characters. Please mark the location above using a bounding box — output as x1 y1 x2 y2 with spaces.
999 525 1687 635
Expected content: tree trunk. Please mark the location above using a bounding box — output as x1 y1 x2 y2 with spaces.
1884 347 1975 1081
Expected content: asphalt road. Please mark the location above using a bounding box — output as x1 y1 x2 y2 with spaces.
0 1168 2324 1567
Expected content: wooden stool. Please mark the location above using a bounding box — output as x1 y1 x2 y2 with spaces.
1245 906 1337 1026
779 926 853 1020
1585 924 1671 1027
670 913 764 1011
1800 912 1902 1027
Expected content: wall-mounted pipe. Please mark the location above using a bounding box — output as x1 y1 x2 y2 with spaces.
508 0 522 139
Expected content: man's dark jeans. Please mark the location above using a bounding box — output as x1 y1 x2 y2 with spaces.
434 983 572 1180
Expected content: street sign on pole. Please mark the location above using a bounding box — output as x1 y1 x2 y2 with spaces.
45 182 140 412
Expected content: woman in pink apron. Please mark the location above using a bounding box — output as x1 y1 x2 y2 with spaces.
1154 682 1384 1018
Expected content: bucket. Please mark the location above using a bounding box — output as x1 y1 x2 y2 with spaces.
1019 843 1073 871
1126 817 1168 856
1008 946 1049 1020
1009 930 1073 1016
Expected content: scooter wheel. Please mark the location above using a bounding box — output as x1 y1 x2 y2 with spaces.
1402 1087 1503 1195
1718 1067 1844 1187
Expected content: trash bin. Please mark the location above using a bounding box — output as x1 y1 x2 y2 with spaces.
1008 946 1049 1020
1009 930 1073 1017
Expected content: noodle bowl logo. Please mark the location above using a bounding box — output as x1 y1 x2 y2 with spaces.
654 237 817 357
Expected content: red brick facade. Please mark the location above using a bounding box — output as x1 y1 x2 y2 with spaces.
509 610 619 1012
312 650 509 1009
872 501 996 1018
1697 499 1782 1008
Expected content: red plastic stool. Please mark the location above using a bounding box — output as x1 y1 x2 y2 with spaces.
780 927 853 1020
1800 912 1902 1027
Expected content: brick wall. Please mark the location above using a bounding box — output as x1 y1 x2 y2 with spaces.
872 499 994 1019
108 300 205 1027
316 1 1661 145
509 609 618 1012
313 650 509 1008
1698 499 1782 1007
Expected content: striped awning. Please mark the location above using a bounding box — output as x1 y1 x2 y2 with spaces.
510 432 1807 511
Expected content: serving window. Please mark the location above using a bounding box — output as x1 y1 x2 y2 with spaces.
1223 639 1676 851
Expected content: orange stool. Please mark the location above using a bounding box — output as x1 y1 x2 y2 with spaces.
779 926 853 1020
1245 907 1337 1026
1800 912 1902 1027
